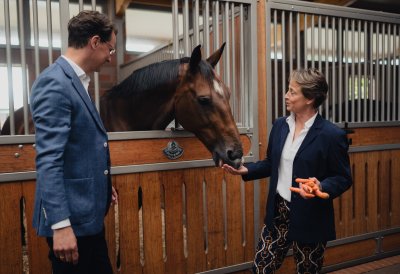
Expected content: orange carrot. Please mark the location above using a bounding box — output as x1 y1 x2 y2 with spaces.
293 177 330 199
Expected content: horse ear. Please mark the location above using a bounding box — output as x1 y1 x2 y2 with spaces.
189 44 202 72
206 42 225 68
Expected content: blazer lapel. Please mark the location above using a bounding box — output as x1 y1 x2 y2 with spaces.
278 121 290 154
56 57 107 133
296 114 323 156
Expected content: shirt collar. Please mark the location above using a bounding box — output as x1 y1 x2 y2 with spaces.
61 55 91 91
61 55 86 78
286 111 318 129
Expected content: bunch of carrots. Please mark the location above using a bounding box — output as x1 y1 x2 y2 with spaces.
289 178 329 199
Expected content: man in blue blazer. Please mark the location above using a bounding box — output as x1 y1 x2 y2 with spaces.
223 68 352 274
31 11 118 273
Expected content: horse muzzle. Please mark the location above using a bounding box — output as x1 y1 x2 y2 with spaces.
213 148 243 170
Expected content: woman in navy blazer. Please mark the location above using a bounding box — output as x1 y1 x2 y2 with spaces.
223 68 352 274
31 11 118 273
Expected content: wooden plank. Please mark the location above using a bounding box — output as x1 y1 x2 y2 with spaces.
366 151 379 232
0 143 36 172
378 151 391 229
382 233 400 252
324 239 376 266
115 174 142 274
115 0 131 17
23 181 51 274
244 180 255 262
225 172 245 265
105 192 117 273
141 172 165 273
352 152 367 235
0 182 23 273
349 127 400 146
0 135 251 173
390 151 400 227
205 167 225 269
163 170 186 274
184 168 207 273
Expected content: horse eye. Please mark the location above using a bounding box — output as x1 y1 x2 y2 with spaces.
197 96 211 106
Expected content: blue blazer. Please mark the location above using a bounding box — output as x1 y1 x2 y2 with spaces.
243 115 352 242
31 57 112 237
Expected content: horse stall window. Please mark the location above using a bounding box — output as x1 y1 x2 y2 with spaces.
266 0 400 129
121 0 255 130
0 0 104 135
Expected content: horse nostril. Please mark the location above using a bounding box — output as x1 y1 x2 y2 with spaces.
227 149 243 161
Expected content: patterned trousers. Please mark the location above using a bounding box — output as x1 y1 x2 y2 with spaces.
253 194 326 274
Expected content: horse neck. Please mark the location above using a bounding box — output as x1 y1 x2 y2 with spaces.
100 80 179 131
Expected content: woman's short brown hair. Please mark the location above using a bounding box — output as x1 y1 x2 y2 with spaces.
289 68 328 108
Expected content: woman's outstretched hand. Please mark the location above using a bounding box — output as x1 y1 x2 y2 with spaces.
222 163 248 175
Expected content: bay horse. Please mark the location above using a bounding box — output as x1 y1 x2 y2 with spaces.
1 43 243 168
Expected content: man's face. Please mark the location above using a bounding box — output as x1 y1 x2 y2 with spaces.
94 32 116 72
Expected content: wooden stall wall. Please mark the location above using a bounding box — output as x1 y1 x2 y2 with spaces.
1 129 400 273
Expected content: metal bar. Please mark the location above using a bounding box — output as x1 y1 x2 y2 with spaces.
183 0 190 56
46 0 53 64
172 0 179 59
274 9 278 119
357 20 361 123
296 12 300 69
231 2 236 120
392 24 397 121
345 18 349 122
4 0 15 135
223 2 230 86
318 15 321 71
381 23 385 121
332 17 336 123
79 0 83 11
289 11 293 73
212 1 220 74
387 24 391 121
338 17 343 122
18 0 29 134
369 21 373 122
311 14 315 67
91 0 96 11
240 4 245 126
32 0 40 78
304 13 307 69
351 19 355 123
375 22 379 122
281 10 286 116
363 20 367 122
59 0 70 54
193 0 200 46
203 0 210 57
324 16 329 120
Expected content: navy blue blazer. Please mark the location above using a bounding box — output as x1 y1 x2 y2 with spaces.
243 115 352 242
31 57 112 237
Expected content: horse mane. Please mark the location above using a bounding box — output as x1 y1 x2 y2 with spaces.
105 56 215 99
105 58 183 99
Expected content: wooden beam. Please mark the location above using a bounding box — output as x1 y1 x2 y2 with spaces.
314 0 357 7
115 0 131 17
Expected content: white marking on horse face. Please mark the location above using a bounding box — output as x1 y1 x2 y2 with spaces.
213 80 224 97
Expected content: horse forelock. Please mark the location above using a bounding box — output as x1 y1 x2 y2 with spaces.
181 58 227 98
105 59 181 99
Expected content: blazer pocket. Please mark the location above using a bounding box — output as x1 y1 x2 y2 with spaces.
64 178 95 225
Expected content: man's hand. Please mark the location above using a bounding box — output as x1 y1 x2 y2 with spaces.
111 186 118 205
53 226 79 265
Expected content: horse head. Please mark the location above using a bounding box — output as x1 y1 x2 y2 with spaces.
174 44 243 169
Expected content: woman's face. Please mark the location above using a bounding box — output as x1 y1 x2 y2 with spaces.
285 79 314 113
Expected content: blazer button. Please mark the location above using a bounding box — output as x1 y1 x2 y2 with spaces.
104 142 108 148
104 170 109 175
